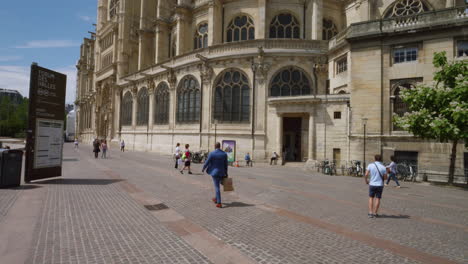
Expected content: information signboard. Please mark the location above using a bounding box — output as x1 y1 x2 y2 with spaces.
25 64 66 182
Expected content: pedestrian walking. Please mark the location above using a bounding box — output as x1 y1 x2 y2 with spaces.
245 152 252 167
385 156 401 188
101 140 108 159
120 139 125 152
364 154 388 218
179 144 192 174
174 143 181 169
202 142 228 208
270 151 279 165
74 138 79 149
93 139 100 159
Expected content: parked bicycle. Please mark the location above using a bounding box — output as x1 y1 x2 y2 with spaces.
347 160 363 177
191 150 208 163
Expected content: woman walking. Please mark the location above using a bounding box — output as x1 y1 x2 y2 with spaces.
179 144 192 174
101 140 108 159
93 139 100 159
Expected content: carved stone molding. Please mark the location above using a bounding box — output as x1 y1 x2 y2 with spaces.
162 66 177 90
252 47 271 85
147 78 156 94
196 54 213 84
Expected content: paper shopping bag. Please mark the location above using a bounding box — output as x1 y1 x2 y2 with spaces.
222 177 234 192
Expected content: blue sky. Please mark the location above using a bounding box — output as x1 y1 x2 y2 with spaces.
0 0 97 103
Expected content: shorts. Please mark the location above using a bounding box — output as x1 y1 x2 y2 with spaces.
184 161 191 166
369 186 384 199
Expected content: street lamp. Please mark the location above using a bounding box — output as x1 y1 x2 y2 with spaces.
362 117 368 173
214 119 218 148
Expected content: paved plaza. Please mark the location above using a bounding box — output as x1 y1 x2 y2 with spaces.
0 143 467 264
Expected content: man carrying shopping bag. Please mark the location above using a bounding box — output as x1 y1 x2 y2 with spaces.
202 142 228 208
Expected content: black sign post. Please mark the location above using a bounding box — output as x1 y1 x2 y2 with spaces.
25 63 67 182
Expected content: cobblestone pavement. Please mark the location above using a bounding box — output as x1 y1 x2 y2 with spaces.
1 143 467 264
0 188 21 222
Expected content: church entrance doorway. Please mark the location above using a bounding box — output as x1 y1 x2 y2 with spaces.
282 117 302 162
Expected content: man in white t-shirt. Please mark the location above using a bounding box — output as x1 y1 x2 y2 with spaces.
174 143 181 169
364 154 388 218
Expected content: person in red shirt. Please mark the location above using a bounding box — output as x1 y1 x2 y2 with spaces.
180 144 193 174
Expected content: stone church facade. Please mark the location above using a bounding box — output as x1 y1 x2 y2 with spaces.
75 0 468 181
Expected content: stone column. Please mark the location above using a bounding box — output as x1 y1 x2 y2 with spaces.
311 0 323 40
131 87 138 128
446 0 455 8
208 0 222 46
154 22 169 64
308 110 316 161
256 0 267 39
148 84 155 129
276 113 283 162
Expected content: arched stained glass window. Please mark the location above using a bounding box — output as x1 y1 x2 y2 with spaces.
270 67 312 97
121 91 133 126
269 13 300 39
154 82 170 125
226 15 255 42
194 23 208 50
213 69 250 122
137 87 149 125
322 19 338 40
384 0 430 18
177 76 200 123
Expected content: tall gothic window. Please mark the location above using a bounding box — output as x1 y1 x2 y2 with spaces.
226 15 255 42
194 23 208 50
384 0 430 18
121 91 133 126
177 76 200 123
270 67 312 97
109 0 120 20
269 13 300 39
214 69 250 123
155 82 170 125
137 88 149 125
322 19 338 40
391 79 421 130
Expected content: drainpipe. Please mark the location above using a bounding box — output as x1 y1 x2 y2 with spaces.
221 6 225 43
251 59 257 158
380 20 384 157
303 1 306 39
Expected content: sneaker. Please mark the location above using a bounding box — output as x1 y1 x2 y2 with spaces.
180 171 183 174
188 171 193 174
216 203 222 208
374 214 379 218
368 213 374 218
396 186 401 188
212 198 217 204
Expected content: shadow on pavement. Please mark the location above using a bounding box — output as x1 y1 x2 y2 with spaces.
37 178 123 185
377 214 410 219
223 202 255 208
1 185 42 190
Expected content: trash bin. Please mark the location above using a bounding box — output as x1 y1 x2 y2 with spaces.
0 149 23 188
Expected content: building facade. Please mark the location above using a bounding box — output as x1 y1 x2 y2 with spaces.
76 0 468 181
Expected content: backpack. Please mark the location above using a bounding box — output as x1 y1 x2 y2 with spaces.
181 153 186 160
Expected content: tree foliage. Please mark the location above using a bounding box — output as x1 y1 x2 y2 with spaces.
0 96 29 138
394 52 468 145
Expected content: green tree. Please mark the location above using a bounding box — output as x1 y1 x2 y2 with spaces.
0 96 28 138
394 52 468 184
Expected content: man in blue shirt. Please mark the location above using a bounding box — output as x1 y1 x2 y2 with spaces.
202 142 228 208
364 154 388 218
245 152 252 167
